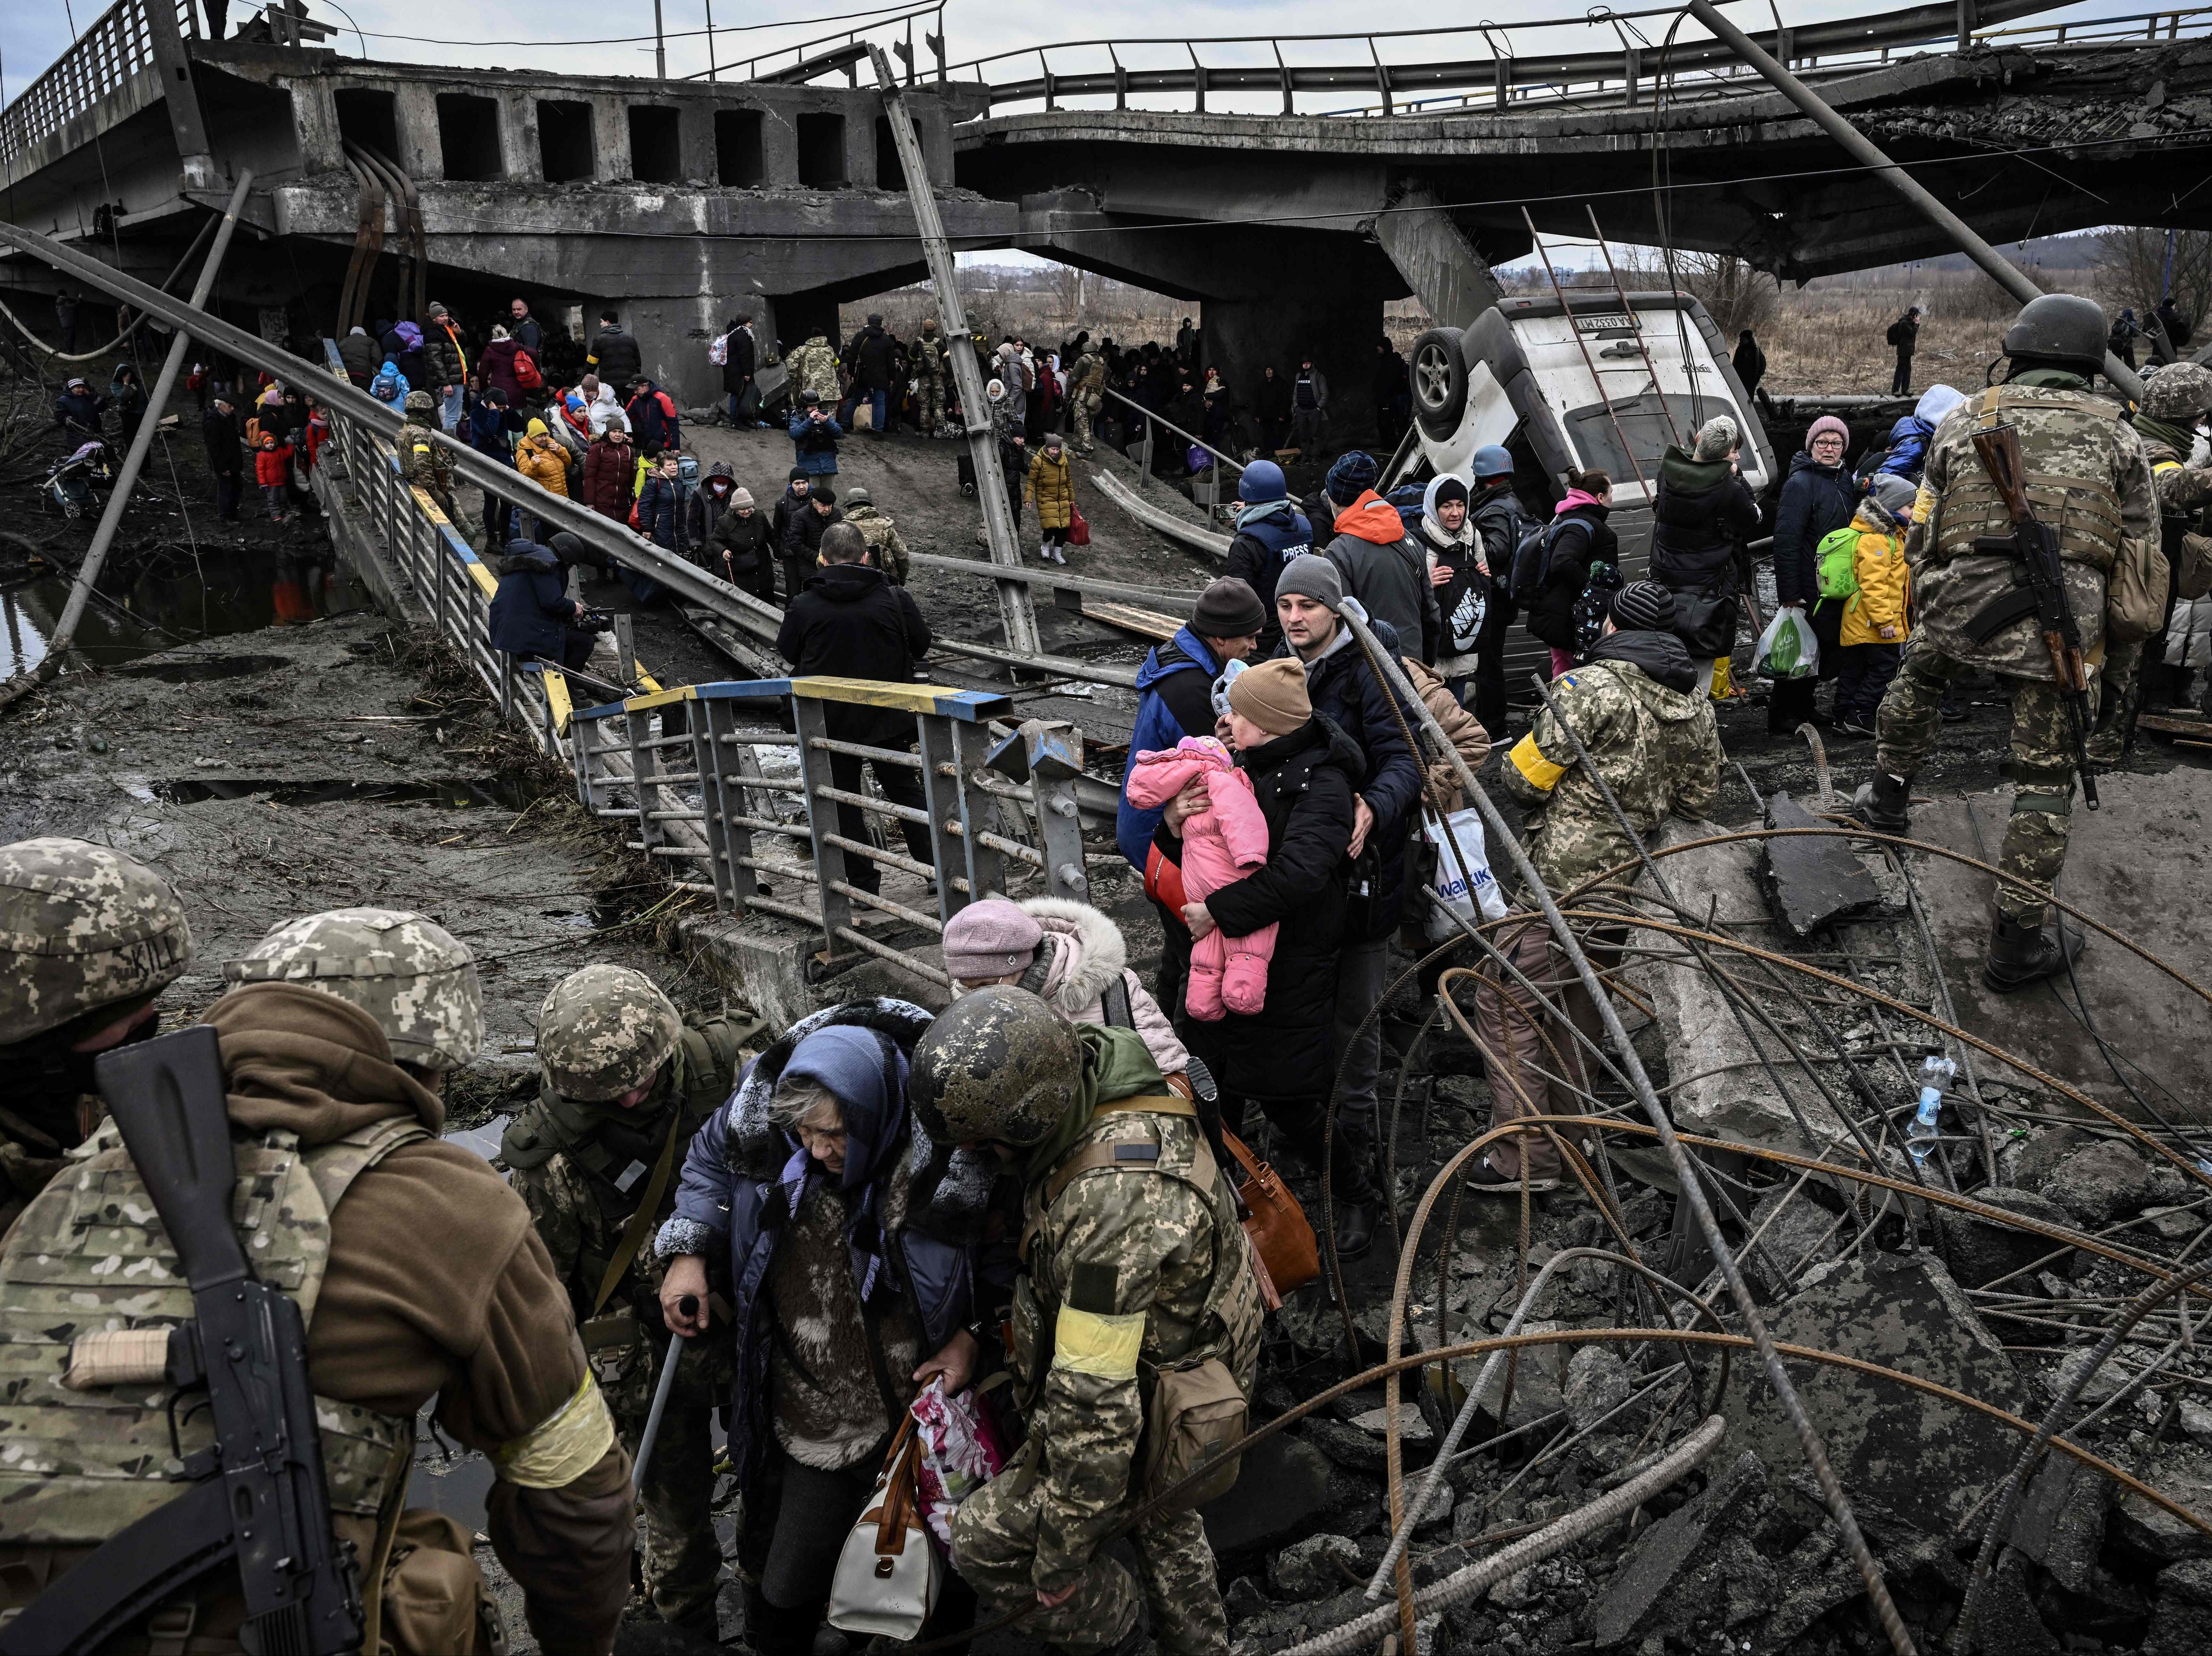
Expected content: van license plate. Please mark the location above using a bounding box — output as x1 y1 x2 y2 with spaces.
1573 313 1637 334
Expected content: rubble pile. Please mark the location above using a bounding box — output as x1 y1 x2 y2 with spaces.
1213 805 2212 1656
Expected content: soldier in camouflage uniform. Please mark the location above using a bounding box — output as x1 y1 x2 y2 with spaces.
837 484 911 584
398 388 458 520
2093 360 2212 757
0 908 636 1655
914 989 1262 1656
501 965 753 1631
0 838 191 1237
1067 346 1107 454
914 318 950 437
786 333 841 406
1484 584 1721 1190
1854 293 2157 991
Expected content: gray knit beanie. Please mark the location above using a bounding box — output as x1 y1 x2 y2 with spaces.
1274 553 1344 611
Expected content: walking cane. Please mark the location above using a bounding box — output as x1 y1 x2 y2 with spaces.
633 1294 695 1499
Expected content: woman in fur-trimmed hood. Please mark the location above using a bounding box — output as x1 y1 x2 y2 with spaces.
942 895 1190 1077
654 998 1000 1653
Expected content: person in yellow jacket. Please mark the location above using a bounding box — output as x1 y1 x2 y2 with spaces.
1024 430 1076 563
1825 472 1917 736
514 416 572 542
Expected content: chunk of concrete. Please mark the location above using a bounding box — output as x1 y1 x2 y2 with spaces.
2144 1558 2212 1656
1202 1433 1335 1568
1563 1347 1635 1434
1936 1186 2077 1289
1269 1533 1361 1602
2041 1139 2157 1226
1723 1251 2025 1536
2007 1452 2110 1596
1589 1449 1775 1649
2115 1447 2212 1562
1761 790 1880 937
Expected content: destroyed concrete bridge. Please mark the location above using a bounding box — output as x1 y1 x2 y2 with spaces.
4 0 2211 410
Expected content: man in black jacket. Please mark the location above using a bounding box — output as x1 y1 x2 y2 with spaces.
1272 553 1423 1258
720 315 760 428
776 523 934 895
780 485 842 604
842 314 896 435
587 310 642 391
203 394 244 522
1887 306 1920 396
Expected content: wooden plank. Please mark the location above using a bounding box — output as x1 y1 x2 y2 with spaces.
2137 712 2212 737
1082 600 1182 643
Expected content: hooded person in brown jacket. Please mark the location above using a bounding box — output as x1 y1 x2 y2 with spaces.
0 907 634 1656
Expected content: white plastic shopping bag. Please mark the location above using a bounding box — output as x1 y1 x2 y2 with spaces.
1423 807 1510 942
1754 605 1819 680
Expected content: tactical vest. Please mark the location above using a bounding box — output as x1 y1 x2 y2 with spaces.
1930 387 2129 573
0 1115 422 1554
1010 1096 1257 1412
501 1024 737 1312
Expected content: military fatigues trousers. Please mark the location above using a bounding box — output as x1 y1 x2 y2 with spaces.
1072 390 1102 451
920 372 947 434
604 1334 724 1625
1875 637 2096 927
2088 634 2146 766
951 1454 1228 1656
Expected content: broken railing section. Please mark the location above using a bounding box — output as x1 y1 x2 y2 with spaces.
569 679 1097 989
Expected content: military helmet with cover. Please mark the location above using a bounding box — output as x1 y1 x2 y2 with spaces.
224 907 481 1070
908 985 1082 1148
2003 293 2109 372
2141 360 2212 423
537 964 683 1101
0 837 190 1045
403 389 434 412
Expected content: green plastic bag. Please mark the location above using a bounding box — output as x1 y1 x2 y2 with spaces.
1755 606 1818 680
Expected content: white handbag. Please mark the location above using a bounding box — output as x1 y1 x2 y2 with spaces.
827 1414 943 1640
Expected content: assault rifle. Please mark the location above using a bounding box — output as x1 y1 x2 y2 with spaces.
1964 421 2101 810
0 1026 362 1655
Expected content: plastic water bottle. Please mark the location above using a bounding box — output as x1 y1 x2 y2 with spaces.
1908 1055 1956 1171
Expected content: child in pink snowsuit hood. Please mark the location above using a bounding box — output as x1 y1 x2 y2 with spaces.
1123 734 1276 1018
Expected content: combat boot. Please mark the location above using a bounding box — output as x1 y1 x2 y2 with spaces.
1981 911 2085 993
1850 770 1912 835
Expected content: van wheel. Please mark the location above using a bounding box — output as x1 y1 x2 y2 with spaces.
1411 327 1468 439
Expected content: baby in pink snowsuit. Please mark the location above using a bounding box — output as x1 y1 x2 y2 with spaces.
1123 735 1277 1019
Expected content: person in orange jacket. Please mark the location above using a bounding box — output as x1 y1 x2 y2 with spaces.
254 430 294 523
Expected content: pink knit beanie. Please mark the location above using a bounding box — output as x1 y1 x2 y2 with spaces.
1806 415 1851 452
942 898 1042 981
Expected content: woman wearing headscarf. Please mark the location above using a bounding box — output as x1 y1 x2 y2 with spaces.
656 1002 998 1656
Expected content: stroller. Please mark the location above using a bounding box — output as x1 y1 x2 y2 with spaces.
42 441 114 520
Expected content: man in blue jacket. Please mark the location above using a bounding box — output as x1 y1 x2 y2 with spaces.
489 540 597 670
1273 553 1423 1258
1116 578 1269 1031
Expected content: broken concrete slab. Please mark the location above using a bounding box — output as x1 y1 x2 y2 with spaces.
1563 1347 1634 1434
1589 1448 1775 1649
1762 789 1880 937
2144 1558 2212 1656
1269 1533 1362 1602
1724 1251 2026 1536
1936 1186 2078 1289
2007 1453 2110 1596
2115 1446 2212 1563
2040 1139 2158 1227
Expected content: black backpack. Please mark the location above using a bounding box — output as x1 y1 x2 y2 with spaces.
1507 518 1559 605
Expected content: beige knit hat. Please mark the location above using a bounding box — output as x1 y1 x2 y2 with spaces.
1228 656 1313 737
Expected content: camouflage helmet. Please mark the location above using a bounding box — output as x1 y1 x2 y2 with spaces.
537 964 682 1101
0 838 191 1046
2141 360 2212 423
908 985 1082 1148
2002 293 2108 371
224 908 481 1070
403 389 434 412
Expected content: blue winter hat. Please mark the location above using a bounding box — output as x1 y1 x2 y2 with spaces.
1238 459 1287 504
1326 450 1379 505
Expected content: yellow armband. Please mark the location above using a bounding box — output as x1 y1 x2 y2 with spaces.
494 1372 617 1489
1509 733 1567 793
1052 1304 1145 1380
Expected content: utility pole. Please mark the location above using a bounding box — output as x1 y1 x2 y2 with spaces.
654 0 667 78
866 45 1042 659
705 0 718 80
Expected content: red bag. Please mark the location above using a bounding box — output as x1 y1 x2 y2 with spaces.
1067 503 1090 548
512 349 542 391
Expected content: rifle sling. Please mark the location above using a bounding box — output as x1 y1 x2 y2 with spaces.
590 1103 683 1318
0 1476 233 1655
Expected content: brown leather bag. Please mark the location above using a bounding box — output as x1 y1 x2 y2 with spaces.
1220 1127 1319 1308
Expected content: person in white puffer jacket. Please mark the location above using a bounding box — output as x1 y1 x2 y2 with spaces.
940 895 1190 1077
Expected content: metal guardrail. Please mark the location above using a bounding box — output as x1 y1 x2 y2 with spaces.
570 680 1097 990
955 0 2201 117
717 2 947 85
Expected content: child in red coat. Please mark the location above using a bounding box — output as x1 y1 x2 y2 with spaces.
254 431 293 523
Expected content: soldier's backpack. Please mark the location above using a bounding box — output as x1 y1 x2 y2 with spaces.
1815 525 1863 603
1507 518 1560 604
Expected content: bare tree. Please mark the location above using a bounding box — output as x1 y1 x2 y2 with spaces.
2093 227 2212 345
1668 251 1780 339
